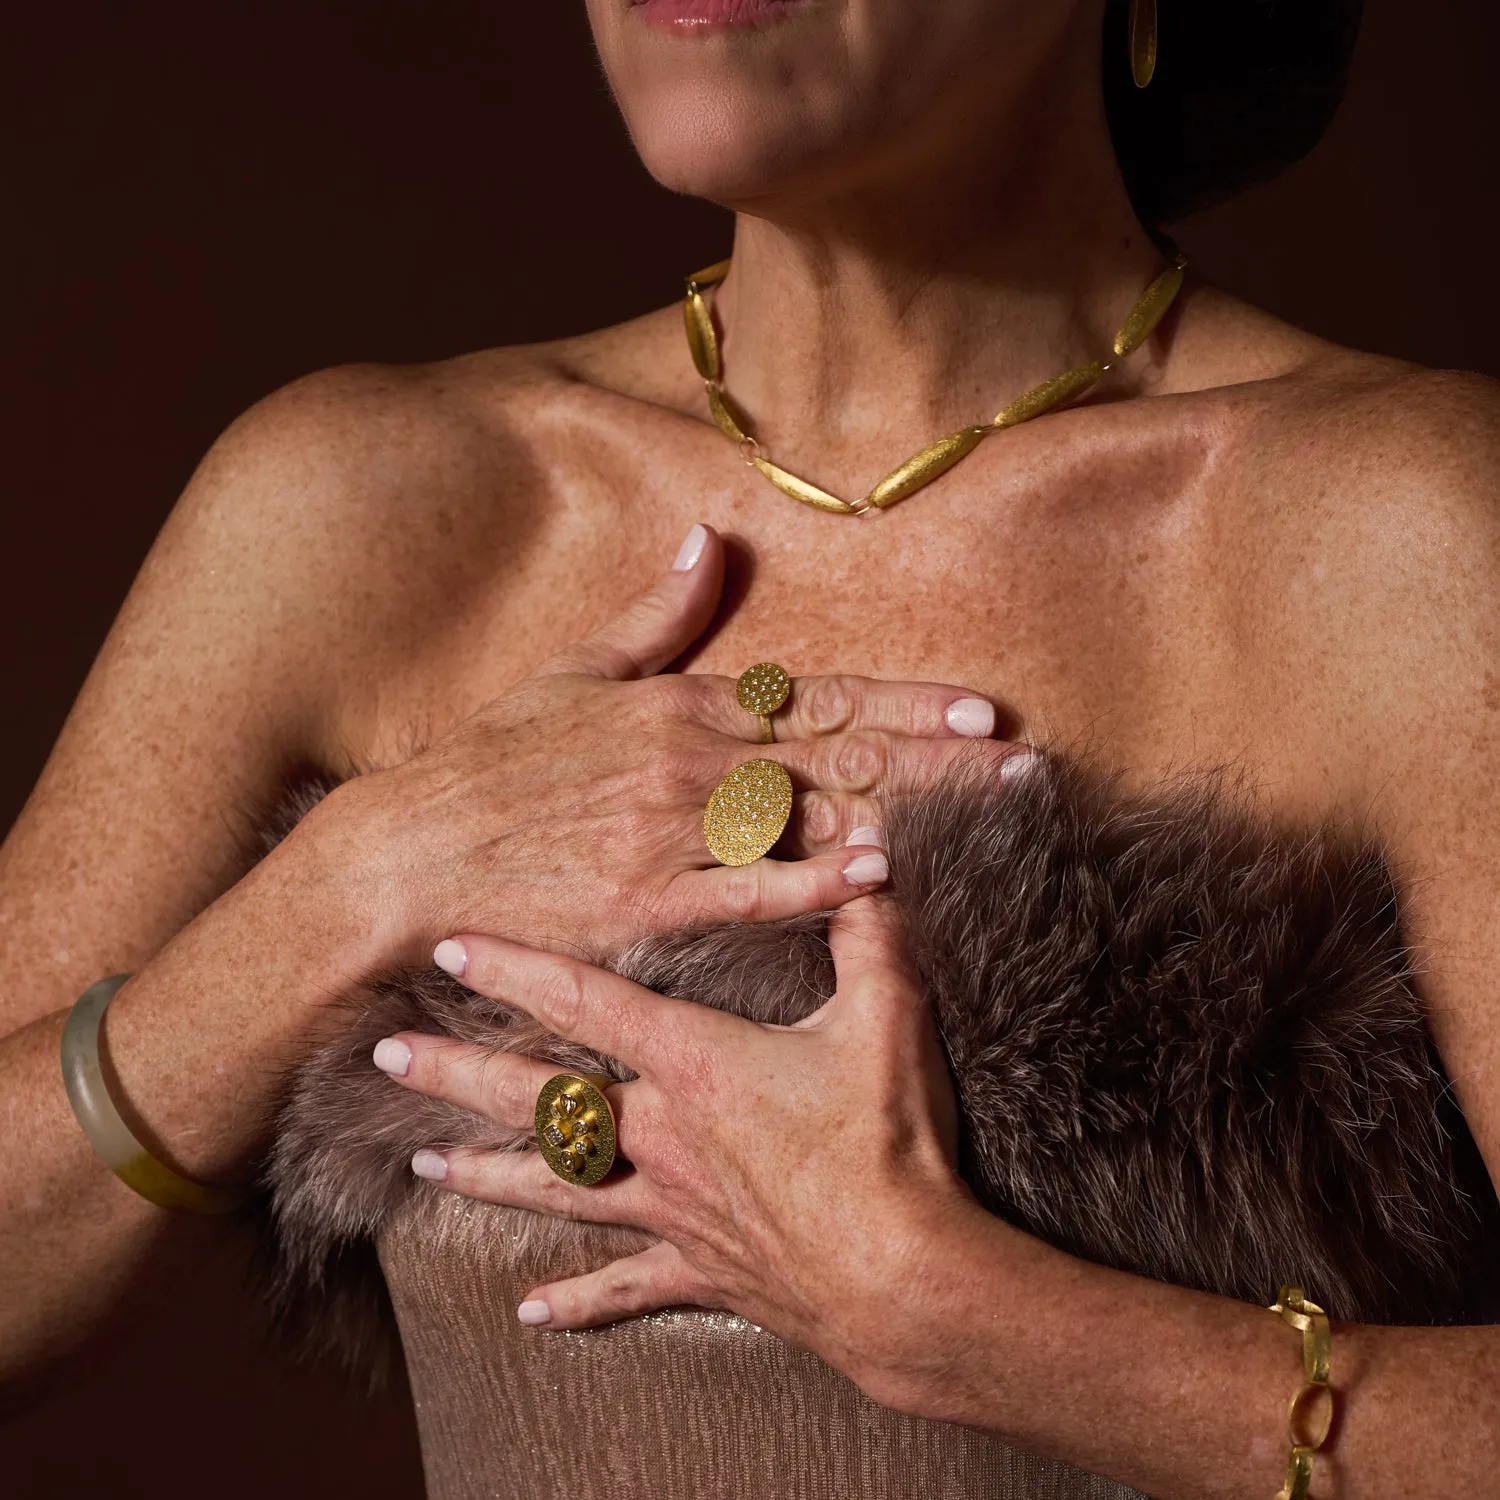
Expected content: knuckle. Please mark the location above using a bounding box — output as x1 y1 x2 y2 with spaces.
797 792 843 848
646 1139 697 1196
668 1040 718 1098
541 1175 587 1219
797 676 856 734
601 1266 640 1303
533 965 588 1036
641 745 707 797
482 1054 529 1121
829 731 887 792
649 673 709 721
714 870 766 923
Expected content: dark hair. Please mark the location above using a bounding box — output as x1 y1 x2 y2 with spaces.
1102 0 1364 224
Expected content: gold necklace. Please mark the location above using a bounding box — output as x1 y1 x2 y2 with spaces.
683 254 1187 516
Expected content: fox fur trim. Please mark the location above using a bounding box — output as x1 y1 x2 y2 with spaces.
255 752 1500 1381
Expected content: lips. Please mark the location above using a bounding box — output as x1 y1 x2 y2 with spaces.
628 0 805 32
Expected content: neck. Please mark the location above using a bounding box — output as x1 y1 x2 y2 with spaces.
702 27 1166 495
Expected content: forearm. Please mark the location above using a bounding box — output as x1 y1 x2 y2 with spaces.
862 1199 1500 1499
0 831 371 1382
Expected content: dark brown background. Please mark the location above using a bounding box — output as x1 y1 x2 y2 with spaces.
2 1 1497 1496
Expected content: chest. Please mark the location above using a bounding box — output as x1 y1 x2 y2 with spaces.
357 402 1343 805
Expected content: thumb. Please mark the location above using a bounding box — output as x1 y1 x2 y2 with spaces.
828 895 960 1162
536 523 724 680
826 895 921 1021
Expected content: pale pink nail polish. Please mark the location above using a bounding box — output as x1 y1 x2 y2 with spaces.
672 523 708 572
411 1149 449 1181
517 1299 552 1326
945 697 996 738
372 1037 412 1077
1000 748 1035 778
843 852 889 887
433 939 468 977
845 825 885 849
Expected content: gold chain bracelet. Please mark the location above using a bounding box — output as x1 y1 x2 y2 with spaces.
1268 1285 1335 1500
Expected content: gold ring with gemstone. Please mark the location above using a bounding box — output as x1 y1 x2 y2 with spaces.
535 1073 617 1186
703 758 795 867
736 662 791 744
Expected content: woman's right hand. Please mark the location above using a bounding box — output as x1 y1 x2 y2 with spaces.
295 523 1007 964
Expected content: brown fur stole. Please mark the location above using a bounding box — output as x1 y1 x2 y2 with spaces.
254 751 1500 1382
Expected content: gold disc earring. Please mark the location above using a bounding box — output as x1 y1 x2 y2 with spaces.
1129 0 1158 88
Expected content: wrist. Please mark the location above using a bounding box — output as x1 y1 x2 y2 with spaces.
98 809 397 1181
831 1183 1026 1422
263 770 414 970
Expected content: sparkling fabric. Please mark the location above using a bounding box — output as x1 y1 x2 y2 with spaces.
380 1197 1147 1500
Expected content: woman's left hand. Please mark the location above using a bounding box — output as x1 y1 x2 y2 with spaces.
372 890 985 1383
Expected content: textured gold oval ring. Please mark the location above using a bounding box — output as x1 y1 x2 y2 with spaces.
703 759 795 867
535 1073 617 1186
736 662 791 744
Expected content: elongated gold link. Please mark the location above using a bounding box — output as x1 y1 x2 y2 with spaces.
865 426 990 510
1113 260 1186 356
706 384 749 444
689 256 1186 514
993 361 1107 429
684 291 721 381
750 457 857 515
686 257 732 292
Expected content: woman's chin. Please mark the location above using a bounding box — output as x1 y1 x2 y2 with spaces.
623 87 855 207
634 134 828 210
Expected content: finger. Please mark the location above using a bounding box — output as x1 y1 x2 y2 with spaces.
517 1242 721 1331
411 1142 656 1227
535 524 724 681
783 791 881 856
668 840 888 928
430 933 738 1072
826 893 919 1000
771 729 1028 798
826 896 961 1157
371 1034 572 1130
703 672 998 743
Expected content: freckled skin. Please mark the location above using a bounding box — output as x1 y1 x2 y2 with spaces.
4 0 1500 1492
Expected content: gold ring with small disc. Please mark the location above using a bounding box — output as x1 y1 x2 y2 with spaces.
736 662 792 744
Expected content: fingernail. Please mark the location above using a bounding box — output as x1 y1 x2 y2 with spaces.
843 851 889 888
845 825 885 849
433 939 468 977
1000 748 1034 778
672 523 708 572
946 697 996 738
372 1037 412 1077
411 1149 449 1181
517 1299 552 1327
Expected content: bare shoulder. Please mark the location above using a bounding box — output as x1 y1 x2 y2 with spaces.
1261 359 1500 595
1290 359 1500 501
1204 323 1500 584
173 346 573 605
1215 352 1500 808
141 336 642 725
1248 362 1500 1148
172 305 682 615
